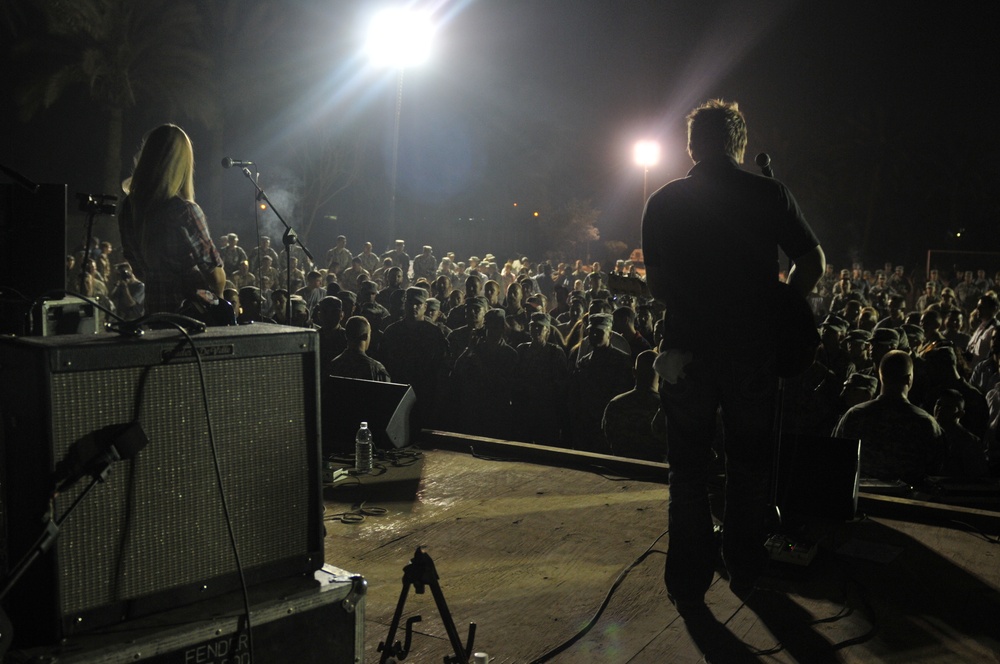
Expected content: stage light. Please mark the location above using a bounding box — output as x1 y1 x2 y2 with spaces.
366 9 434 68
634 140 660 203
634 140 660 168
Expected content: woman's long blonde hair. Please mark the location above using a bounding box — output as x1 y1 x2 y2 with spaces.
122 124 196 261
123 124 196 217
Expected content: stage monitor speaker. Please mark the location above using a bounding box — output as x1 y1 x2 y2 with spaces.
0 325 323 648
322 376 415 456
776 434 860 522
0 183 67 335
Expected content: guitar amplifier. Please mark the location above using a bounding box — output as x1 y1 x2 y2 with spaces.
0 325 324 648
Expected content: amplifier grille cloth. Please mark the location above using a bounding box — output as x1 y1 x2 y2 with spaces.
49 354 309 617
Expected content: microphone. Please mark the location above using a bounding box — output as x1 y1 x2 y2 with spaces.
221 157 255 169
755 152 774 178
52 422 149 495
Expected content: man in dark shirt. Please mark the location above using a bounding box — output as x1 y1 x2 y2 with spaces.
379 287 449 428
513 312 569 446
568 313 633 454
602 349 666 462
834 351 945 483
641 99 825 609
329 316 391 382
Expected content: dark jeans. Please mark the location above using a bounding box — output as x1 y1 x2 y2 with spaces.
660 348 776 601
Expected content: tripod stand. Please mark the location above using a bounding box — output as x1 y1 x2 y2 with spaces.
378 547 477 664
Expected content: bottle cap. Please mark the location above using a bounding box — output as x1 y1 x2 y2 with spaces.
361 421 368 428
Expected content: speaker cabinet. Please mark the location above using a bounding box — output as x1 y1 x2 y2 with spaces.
0 182 67 335
0 325 323 648
322 377 415 456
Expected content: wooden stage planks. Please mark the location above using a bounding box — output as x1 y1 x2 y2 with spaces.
322 440 1000 663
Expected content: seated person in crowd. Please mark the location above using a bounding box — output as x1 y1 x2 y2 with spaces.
833 350 945 484
933 389 989 478
329 316 391 382
602 349 666 462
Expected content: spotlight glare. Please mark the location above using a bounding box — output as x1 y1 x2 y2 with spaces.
367 9 435 68
634 140 660 168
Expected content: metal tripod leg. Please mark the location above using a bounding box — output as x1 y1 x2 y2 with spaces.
377 547 476 664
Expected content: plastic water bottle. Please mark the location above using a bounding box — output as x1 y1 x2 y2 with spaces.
355 422 373 473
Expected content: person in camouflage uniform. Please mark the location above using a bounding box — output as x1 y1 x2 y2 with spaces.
513 312 570 446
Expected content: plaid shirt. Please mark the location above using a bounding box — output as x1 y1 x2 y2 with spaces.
119 196 223 314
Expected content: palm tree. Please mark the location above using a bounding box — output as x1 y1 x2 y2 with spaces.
13 0 215 194
197 0 288 223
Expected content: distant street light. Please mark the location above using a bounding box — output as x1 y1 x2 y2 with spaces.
634 140 660 204
367 9 435 244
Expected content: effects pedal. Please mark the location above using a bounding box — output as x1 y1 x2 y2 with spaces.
765 534 818 566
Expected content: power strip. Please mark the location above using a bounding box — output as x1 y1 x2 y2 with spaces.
766 534 818 566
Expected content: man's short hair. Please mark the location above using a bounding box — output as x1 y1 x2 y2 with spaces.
935 387 964 409
687 99 748 163
345 316 370 342
879 350 913 385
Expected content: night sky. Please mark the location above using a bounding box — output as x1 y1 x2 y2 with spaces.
2 0 997 275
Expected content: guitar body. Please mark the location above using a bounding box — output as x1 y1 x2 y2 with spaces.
775 280 819 378
178 290 237 327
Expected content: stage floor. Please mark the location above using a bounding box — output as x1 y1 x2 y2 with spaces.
323 437 1000 663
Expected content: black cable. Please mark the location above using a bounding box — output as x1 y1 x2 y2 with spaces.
167 323 256 663
468 445 515 462
948 519 1000 544
528 528 669 664
382 448 423 467
324 501 388 524
826 567 880 650
0 285 32 303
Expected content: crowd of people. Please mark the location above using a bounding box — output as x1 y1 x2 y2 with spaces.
61 116 998 624
63 122 1000 488
70 229 1000 480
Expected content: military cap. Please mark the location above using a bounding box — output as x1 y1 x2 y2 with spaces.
589 313 612 331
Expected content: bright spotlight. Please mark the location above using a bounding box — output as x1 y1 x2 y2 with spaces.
367 9 435 68
634 140 660 168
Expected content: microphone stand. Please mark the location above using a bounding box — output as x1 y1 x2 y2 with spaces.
0 436 139 657
756 152 789 531
239 168 315 324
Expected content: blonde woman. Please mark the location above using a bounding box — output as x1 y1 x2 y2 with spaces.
118 124 225 317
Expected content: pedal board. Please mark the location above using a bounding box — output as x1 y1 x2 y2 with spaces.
766 534 818 566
